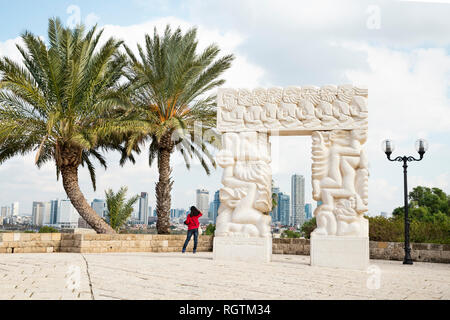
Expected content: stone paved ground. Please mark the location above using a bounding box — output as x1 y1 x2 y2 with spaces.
0 252 449 300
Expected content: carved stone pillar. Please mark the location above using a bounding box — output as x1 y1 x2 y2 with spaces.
213 131 273 262
310 129 369 270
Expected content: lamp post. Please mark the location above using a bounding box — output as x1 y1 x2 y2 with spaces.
382 138 428 265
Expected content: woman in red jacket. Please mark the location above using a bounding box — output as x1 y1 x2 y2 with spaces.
182 206 203 253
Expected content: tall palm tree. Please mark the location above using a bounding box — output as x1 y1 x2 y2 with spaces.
0 18 134 234
122 25 234 234
104 186 139 231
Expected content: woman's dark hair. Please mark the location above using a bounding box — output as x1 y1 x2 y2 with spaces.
190 206 200 216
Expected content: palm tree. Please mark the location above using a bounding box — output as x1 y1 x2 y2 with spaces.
0 18 134 233
122 25 234 234
104 186 139 231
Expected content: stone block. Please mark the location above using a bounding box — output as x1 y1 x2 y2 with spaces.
429 244 443 251
0 248 7 253
377 242 388 249
168 240 182 247
369 241 378 248
40 234 52 241
30 246 47 253
440 250 450 262
1 232 14 242
417 250 441 262
412 243 429 250
20 234 32 241
311 235 369 270
61 240 75 247
303 245 310 254
46 247 54 253
213 237 272 263
13 233 21 241
442 244 450 251
51 233 62 241
82 234 96 241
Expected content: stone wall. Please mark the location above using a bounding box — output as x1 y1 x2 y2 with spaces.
1 233 448 263
272 238 450 263
0 233 213 254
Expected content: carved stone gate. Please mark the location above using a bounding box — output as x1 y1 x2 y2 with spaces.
213 85 369 270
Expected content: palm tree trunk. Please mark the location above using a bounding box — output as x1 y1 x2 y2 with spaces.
156 132 174 234
58 146 116 234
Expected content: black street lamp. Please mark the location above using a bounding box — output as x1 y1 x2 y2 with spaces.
382 138 428 265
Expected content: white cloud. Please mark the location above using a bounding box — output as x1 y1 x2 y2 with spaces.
85 13 100 28
0 37 22 62
101 17 265 88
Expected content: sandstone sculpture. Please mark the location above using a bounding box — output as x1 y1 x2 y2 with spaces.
215 85 369 268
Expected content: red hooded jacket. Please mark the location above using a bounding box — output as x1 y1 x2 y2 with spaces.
185 212 202 230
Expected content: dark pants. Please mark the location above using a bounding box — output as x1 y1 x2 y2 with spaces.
183 228 198 252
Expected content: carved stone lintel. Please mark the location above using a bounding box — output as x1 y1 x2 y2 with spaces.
217 86 368 133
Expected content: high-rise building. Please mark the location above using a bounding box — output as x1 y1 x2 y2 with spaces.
196 188 210 223
32 201 51 226
212 190 220 224
50 200 59 224
11 202 19 216
1 206 10 218
138 192 149 224
149 206 153 217
278 193 290 226
305 203 312 220
291 174 305 227
91 199 107 218
58 200 78 228
380 212 388 218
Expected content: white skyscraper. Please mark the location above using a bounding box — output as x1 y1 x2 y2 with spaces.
1 206 10 218
196 188 210 223
58 200 78 228
31 201 46 226
291 174 305 228
11 202 19 216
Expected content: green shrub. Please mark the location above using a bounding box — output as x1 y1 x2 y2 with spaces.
205 224 216 236
281 230 302 238
368 216 403 242
296 215 449 244
38 226 59 233
368 216 450 244
301 218 316 239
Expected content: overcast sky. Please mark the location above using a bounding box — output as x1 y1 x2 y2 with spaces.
0 0 449 217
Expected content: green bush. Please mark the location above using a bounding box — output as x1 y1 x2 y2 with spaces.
368 216 450 244
204 224 216 236
296 215 449 244
367 216 403 242
281 230 302 238
38 226 59 233
301 218 316 239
